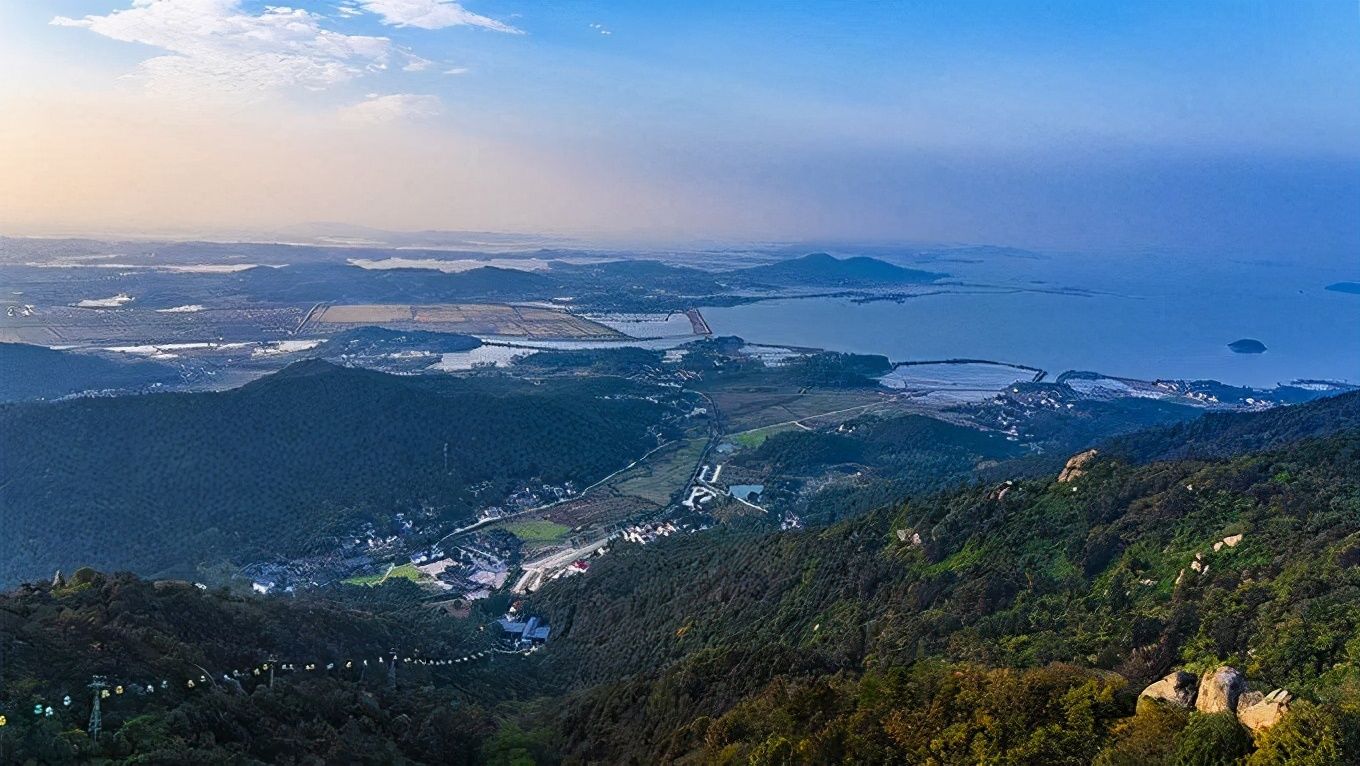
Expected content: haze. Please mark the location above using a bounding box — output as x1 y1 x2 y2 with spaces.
1 0 1358 257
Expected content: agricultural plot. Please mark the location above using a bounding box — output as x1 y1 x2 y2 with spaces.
306 303 624 340
343 562 429 587
541 494 661 530
495 520 572 543
707 387 900 433
606 436 709 506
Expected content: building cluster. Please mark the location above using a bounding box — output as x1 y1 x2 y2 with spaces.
621 522 679 545
413 530 519 600
496 615 551 649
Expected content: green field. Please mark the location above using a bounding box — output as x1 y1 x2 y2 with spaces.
496 519 572 543
731 423 798 448
343 562 427 587
609 436 708 505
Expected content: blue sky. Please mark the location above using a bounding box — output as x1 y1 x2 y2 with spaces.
1 0 1357 256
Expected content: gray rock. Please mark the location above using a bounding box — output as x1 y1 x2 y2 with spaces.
1238 689 1292 734
1057 450 1098 483
1139 671 1199 709
1196 666 1246 714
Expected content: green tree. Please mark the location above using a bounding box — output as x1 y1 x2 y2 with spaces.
1173 713 1252 766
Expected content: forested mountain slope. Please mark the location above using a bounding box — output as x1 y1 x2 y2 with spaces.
0 571 509 763
5 390 1360 764
1106 389 1360 462
526 409 1360 762
0 360 679 584
0 343 179 402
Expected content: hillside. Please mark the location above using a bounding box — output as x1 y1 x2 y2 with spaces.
0 571 513 763
0 360 681 585
5 390 1360 764
520 402 1360 762
726 253 946 287
0 343 180 402
1106 389 1360 462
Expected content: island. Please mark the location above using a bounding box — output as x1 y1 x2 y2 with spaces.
1228 338 1268 354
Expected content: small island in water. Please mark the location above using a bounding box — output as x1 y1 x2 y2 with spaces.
1228 338 1268 354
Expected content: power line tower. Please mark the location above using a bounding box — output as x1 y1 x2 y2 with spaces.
387 650 397 690
87 676 108 740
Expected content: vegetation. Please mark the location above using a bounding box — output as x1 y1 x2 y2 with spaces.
0 343 179 402
343 562 429 586
6 380 1360 762
498 520 572 543
726 252 946 287
0 360 683 585
0 573 508 764
513 396 1360 762
515 347 664 376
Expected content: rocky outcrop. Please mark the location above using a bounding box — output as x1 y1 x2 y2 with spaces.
895 528 922 546
1237 689 1292 733
1213 533 1244 552
1139 671 1198 709
1057 450 1098 483
1196 666 1247 714
1140 665 1291 736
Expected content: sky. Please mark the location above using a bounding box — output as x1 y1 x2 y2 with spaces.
1 0 1358 256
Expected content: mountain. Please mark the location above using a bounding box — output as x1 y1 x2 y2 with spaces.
0 571 508 763
313 326 482 357
6 381 1360 763
0 343 180 402
726 253 946 286
522 409 1360 763
1105 389 1360 463
0 360 681 585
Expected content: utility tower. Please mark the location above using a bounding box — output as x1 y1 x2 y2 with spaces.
87 676 108 739
387 650 397 690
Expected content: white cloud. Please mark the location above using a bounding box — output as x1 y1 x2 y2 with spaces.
338 93 443 124
589 22 612 36
443 67 470 75
52 0 395 98
358 0 521 33
403 54 434 71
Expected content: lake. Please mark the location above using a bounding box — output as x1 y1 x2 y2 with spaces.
702 251 1360 388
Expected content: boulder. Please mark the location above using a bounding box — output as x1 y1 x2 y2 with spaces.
1057 450 1098 483
1196 666 1246 714
1139 671 1199 710
1238 689 1291 734
1236 690 1264 712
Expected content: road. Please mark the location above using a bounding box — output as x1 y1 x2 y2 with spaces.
512 536 615 593
432 438 678 552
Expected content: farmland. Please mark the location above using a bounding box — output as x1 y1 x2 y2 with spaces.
305 302 624 339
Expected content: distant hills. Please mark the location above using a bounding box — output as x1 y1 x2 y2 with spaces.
314 326 481 357
725 252 946 287
0 342 179 402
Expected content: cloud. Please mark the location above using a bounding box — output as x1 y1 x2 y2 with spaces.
403 54 434 71
358 0 521 33
443 67 470 75
589 22 612 36
338 93 443 124
52 0 394 97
